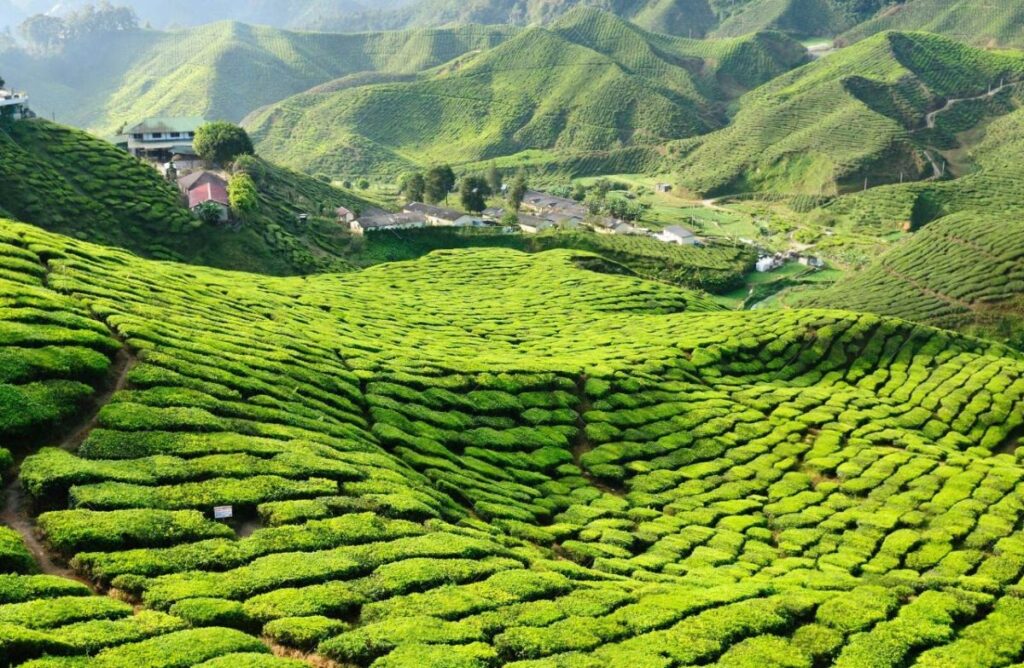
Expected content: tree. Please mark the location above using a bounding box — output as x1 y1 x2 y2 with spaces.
358 179 370 190
507 172 527 211
500 211 520 228
228 173 259 218
193 122 254 165
424 164 456 204
459 175 491 213
193 201 224 226
486 164 502 194
400 172 425 202
19 14 64 51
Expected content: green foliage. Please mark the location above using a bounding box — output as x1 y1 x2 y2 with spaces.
228 173 259 218
193 122 254 165
459 175 492 213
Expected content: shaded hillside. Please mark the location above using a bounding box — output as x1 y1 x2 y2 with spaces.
841 0 1024 49
674 31 1024 197
0 118 368 274
3 215 1024 664
246 8 807 178
0 21 515 134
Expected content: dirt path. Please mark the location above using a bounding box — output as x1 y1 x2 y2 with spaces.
922 149 944 181
923 81 1021 130
0 347 136 582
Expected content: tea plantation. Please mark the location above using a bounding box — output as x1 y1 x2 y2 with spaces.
0 214 1023 666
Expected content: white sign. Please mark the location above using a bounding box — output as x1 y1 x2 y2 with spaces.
213 506 234 519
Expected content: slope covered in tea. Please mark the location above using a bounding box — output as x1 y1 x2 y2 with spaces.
0 217 1024 665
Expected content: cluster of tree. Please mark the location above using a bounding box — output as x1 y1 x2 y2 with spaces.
19 2 138 51
228 172 259 218
193 122 254 165
399 165 456 205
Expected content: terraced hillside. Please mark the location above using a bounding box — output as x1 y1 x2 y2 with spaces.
246 8 807 178
797 213 1024 345
674 30 1024 197
841 0 1024 49
0 22 515 134
0 119 367 275
1 215 1024 665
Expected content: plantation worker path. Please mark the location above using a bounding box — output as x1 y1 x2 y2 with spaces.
923 80 1023 130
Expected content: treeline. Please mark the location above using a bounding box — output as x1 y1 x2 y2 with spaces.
19 2 138 52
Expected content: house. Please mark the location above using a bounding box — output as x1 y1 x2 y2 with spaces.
799 255 826 269
656 225 699 246
592 217 619 235
404 202 484 228
336 206 355 224
482 207 505 222
124 117 205 162
0 89 32 121
187 181 230 222
521 191 588 219
350 209 427 235
177 171 226 196
518 214 554 234
655 183 673 193
756 256 782 273
613 222 641 235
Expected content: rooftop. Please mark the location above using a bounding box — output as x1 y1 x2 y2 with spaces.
188 181 229 209
127 116 206 135
405 202 465 221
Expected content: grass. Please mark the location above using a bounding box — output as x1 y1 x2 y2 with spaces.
840 0 1024 49
0 214 1022 664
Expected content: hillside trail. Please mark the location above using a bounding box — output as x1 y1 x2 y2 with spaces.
0 348 135 584
923 80 1021 130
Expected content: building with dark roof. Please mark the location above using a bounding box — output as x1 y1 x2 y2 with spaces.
125 117 205 162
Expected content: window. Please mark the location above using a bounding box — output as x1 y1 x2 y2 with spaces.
151 133 163 139
170 132 181 138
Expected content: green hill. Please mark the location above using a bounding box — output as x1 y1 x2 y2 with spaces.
0 118 369 274
326 0 893 38
796 212 1024 345
673 30 1024 197
841 0 1024 49
3 215 1024 664
0 21 515 134
246 9 807 178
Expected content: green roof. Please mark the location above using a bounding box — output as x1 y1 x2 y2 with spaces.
127 116 206 134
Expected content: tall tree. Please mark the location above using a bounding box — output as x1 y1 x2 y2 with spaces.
400 172 425 203
459 175 491 213
485 164 502 194
507 172 527 211
19 14 64 51
193 122 255 165
424 164 456 204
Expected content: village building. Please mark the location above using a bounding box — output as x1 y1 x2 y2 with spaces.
655 182 673 193
187 181 230 222
124 117 205 162
404 202 485 228
656 225 699 246
799 255 826 269
482 207 505 222
350 209 427 236
518 214 555 234
521 191 588 219
0 88 32 121
336 206 355 224
756 255 783 272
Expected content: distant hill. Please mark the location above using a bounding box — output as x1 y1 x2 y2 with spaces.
0 118 369 274
674 31 1024 197
841 0 1024 49
323 0 895 38
246 8 807 178
0 21 515 134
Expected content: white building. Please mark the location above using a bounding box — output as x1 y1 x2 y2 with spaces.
124 117 205 162
656 225 699 245
0 90 31 120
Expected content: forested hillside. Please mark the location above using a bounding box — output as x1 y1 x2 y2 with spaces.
246 9 807 178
